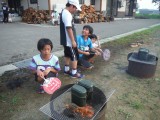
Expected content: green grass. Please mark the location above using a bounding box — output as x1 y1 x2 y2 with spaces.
102 25 160 51
0 93 22 105
118 108 133 119
135 13 160 19
0 94 7 102
10 96 22 105
117 93 129 100
129 100 144 109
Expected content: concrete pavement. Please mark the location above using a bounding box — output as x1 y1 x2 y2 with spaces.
0 19 160 75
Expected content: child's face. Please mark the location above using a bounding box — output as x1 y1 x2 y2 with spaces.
91 38 96 43
82 28 90 37
40 45 52 56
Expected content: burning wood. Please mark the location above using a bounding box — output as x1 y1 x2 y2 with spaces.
65 104 94 118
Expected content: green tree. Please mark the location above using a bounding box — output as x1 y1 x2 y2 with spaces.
152 0 160 13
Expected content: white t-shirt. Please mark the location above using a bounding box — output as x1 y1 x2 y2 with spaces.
92 42 98 48
61 9 73 47
29 54 61 72
51 12 59 19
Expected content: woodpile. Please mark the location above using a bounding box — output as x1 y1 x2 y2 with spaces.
22 7 50 24
79 5 106 23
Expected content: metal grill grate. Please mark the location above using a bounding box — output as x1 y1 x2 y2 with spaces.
40 85 115 120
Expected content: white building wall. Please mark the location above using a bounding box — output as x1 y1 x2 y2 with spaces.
20 0 108 12
21 0 38 10
101 0 107 11
21 0 52 10
51 0 66 13
38 0 49 10
85 0 90 6
95 0 100 11
20 0 128 15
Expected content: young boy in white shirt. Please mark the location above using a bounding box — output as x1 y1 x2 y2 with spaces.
29 38 61 93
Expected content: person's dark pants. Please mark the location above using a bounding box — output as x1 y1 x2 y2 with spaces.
78 51 95 68
3 13 8 22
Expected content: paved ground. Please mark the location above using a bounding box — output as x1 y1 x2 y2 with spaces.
0 19 159 68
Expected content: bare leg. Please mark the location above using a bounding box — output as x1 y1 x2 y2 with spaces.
64 57 70 66
88 54 97 63
71 60 78 69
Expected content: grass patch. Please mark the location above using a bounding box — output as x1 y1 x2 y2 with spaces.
117 93 129 100
10 96 22 105
103 25 160 50
118 108 133 119
135 14 160 19
129 100 144 110
0 94 7 102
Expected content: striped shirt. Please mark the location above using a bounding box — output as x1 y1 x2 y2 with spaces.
29 54 61 72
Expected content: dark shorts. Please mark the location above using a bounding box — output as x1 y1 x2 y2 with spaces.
34 72 58 82
78 59 93 68
63 46 79 61
78 51 95 68
82 51 95 60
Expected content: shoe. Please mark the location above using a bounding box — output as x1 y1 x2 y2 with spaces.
86 65 94 69
71 72 85 79
82 63 94 70
37 86 45 94
64 70 71 75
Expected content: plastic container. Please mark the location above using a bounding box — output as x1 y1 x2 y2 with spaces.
78 80 93 100
71 84 87 107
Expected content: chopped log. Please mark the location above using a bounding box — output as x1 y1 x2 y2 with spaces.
79 4 106 23
22 7 50 24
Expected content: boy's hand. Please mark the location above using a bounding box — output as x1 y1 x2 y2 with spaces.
37 69 44 78
85 52 90 56
43 68 51 76
72 41 77 48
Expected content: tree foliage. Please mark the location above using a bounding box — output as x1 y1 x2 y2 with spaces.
152 0 160 2
152 0 160 11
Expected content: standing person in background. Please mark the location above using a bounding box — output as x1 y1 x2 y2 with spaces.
60 0 84 78
2 3 9 23
51 9 59 25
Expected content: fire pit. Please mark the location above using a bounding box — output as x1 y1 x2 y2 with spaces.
40 84 115 120
127 48 158 78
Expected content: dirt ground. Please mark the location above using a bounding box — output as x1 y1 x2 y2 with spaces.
0 26 160 120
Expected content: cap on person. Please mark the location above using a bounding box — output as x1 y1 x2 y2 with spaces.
68 0 81 11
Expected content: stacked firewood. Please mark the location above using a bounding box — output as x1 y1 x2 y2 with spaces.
79 5 106 23
22 7 50 24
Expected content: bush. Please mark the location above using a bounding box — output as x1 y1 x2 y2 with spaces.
135 13 160 19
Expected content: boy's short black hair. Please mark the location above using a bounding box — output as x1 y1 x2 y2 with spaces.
37 38 53 51
83 25 93 34
89 34 97 40
66 2 71 7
